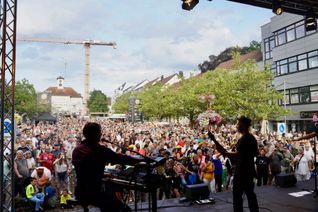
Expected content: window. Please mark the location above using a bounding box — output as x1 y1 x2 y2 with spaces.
278 59 288 75
290 89 299 104
286 27 295 42
298 54 308 71
299 87 310 103
273 19 317 47
288 57 297 73
295 25 305 38
271 63 277 75
285 93 290 105
274 50 318 76
282 90 290 105
276 29 286 45
264 36 275 60
309 56 318 68
311 85 318 102
308 51 318 68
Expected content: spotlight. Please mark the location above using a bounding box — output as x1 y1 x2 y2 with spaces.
181 0 199 11
305 9 317 32
272 0 283 15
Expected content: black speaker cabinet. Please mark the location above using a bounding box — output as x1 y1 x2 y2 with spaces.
275 173 297 187
185 183 209 200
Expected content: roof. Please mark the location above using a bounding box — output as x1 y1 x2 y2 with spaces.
144 77 160 87
45 87 82 98
216 50 262 69
158 74 177 85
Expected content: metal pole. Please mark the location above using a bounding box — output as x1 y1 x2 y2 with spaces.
0 1 8 211
283 80 287 130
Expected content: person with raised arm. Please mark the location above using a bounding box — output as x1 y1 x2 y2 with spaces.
208 116 259 212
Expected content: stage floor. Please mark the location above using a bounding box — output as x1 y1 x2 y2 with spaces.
72 179 318 212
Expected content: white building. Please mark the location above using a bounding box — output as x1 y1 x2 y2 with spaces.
40 76 83 115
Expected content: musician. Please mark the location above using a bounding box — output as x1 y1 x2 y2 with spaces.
72 122 142 212
209 116 259 212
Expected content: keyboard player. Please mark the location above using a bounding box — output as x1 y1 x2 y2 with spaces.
72 122 143 212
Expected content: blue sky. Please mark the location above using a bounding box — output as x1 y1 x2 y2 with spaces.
16 0 274 97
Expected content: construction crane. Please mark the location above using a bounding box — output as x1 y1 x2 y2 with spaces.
18 38 117 115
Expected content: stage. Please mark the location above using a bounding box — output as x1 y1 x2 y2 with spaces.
73 179 318 212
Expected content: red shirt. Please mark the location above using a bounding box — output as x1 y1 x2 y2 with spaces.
39 152 55 171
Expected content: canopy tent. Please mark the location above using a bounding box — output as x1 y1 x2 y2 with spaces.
33 112 57 123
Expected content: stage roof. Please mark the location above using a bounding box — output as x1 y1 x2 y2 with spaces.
228 0 318 18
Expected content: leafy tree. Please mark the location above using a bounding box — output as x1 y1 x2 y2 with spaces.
15 78 38 116
87 90 109 113
198 41 261 73
137 84 165 120
112 91 134 113
200 56 288 122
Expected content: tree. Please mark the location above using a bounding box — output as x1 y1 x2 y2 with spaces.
247 40 261 52
112 91 134 113
200 55 288 122
15 78 38 116
87 90 109 113
198 41 261 73
137 84 165 120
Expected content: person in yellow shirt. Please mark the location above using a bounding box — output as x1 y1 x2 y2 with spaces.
202 157 215 193
25 177 45 212
60 190 74 209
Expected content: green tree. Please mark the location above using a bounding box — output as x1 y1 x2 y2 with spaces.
137 84 165 120
87 90 109 113
15 78 38 116
201 56 287 122
112 91 134 113
247 40 261 52
168 76 205 126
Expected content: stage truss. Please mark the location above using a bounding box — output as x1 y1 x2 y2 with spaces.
0 0 17 211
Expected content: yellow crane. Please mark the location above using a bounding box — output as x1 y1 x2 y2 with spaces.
18 38 117 115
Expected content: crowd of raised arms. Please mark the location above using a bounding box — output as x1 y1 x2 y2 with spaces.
9 116 316 211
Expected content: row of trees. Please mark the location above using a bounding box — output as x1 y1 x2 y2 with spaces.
113 55 288 125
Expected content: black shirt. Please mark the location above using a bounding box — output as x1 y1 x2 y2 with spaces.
255 156 270 173
72 140 140 203
235 133 258 179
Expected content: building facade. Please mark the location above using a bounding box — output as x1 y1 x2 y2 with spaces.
39 76 83 115
261 13 318 132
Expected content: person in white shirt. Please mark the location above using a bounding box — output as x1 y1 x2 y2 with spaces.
304 143 314 161
292 147 313 181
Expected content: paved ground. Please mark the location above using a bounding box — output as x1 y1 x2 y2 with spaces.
41 178 318 212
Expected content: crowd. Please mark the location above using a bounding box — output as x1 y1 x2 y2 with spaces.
9 116 317 211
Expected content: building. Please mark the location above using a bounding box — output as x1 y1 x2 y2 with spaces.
261 13 318 132
39 76 83 115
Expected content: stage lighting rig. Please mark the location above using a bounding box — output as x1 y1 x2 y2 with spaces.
305 9 317 32
272 0 283 15
182 0 199 11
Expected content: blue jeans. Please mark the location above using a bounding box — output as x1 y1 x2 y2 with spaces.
30 192 45 211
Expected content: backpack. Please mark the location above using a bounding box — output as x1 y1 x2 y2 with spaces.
46 195 58 208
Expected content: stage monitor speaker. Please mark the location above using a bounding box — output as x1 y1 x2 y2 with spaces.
275 173 297 187
185 183 209 200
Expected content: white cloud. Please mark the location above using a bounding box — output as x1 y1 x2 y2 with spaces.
16 1 272 97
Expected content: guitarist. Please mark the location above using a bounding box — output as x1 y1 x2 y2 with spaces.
208 116 259 212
